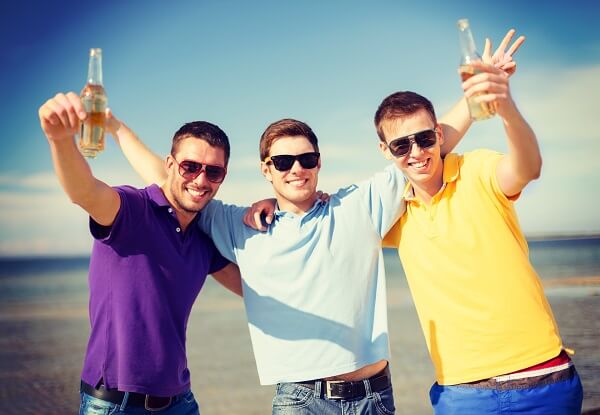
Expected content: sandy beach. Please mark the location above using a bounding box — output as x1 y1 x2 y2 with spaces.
1 277 599 415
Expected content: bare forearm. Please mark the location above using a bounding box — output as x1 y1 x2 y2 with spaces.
48 137 103 209
503 104 541 183
112 122 167 185
439 97 472 156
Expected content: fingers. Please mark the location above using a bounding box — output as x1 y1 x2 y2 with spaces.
506 35 525 57
482 38 492 61
253 210 266 231
496 29 516 57
40 92 84 131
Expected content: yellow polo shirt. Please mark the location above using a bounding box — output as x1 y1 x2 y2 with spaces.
384 149 562 385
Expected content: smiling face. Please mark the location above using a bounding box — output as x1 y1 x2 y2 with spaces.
261 135 321 214
163 136 226 226
380 109 445 201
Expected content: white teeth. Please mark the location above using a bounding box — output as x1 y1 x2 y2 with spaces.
411 160 428 169
288 179 307 187
187 188 206 197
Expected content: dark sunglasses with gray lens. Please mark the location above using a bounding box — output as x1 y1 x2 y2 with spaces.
387 129 437 157
264 152 320 171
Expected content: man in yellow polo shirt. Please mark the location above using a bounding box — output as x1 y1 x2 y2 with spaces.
375 62 583 413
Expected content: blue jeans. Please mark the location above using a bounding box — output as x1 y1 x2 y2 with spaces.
271 381 395 414
79 390 200 415
429 366 583 415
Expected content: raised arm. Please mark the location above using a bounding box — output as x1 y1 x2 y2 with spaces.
106 110 167 185
38 92 120 226
463 61 540 196
439 29 526 156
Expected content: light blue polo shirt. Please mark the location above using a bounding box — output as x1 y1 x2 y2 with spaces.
198 164 405 384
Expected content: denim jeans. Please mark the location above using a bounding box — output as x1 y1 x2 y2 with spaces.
79 390 200 415
429 366 583 415
271 381 395 414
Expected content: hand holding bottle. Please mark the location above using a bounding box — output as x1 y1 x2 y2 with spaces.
39 92 87 144
461 61 516 121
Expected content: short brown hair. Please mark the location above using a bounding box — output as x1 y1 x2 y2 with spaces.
374 91 437 142
171 121 231 165
259 119 319 161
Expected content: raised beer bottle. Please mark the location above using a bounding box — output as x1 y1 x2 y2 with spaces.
457 18 495 121
79 48 108 158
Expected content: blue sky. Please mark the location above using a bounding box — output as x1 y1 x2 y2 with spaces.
1 0 599 256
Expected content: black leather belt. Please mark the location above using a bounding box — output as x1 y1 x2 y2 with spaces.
297 365 392 400
80 381 184 411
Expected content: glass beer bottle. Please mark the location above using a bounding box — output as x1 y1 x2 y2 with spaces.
457 18 495 121
79 48 108 158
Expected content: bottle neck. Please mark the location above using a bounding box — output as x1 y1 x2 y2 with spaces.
87 49 103 85
457 20 481 64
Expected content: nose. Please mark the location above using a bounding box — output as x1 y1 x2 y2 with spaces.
408 138 424 157
289 159 304 173
191 169 211 185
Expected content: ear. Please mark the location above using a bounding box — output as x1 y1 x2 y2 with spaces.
165 155 175 173
436 124 444 146
379 141 394 161
261 161 273 182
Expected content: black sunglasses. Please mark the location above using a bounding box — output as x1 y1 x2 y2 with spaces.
172 158 227 183
386 128 438 157
264 152 320 171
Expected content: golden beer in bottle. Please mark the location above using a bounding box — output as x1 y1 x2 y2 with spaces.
79 48 108 158
457 19 495 121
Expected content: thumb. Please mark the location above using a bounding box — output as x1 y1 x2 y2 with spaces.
482 38 492 63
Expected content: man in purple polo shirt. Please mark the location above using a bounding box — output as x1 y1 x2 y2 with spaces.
38 91 242 414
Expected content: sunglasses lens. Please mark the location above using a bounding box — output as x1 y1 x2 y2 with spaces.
205 165 226 183
416 130 437 148
298 153 320 169
270 155 296 171
389 139 411 157
180 161 202 178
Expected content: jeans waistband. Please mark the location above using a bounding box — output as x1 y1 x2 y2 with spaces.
293 364 392 400
460 365 577 390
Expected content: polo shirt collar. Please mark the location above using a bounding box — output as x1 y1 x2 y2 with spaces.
147 184 171 207
402 153 460 202
273 198 325 219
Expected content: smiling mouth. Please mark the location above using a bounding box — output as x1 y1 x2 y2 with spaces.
287 178 308 187
186 187 210 200
409 158 430 170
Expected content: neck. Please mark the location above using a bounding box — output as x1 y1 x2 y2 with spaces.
276 194 318 215
160 184 197 232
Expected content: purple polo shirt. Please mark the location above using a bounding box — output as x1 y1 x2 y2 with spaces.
80 184 229 396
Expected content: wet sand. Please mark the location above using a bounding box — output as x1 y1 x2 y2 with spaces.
0 279 599 414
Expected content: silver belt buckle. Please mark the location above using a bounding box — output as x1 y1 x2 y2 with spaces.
145 395 172 411
325 380 345 399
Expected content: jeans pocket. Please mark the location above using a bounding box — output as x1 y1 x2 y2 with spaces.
80 393 118 415
272 383 314 409
373 385 396 415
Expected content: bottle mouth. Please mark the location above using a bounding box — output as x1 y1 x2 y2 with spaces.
457 18 469 30
90 48 102 56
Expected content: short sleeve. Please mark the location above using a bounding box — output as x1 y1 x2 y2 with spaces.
89 185 141 244
354 164 406 237
197 199 249 263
